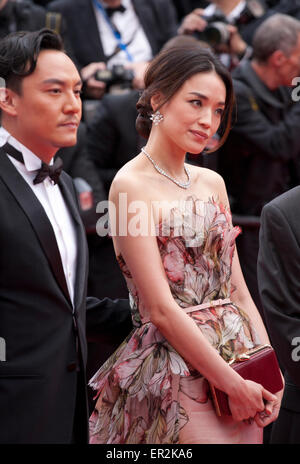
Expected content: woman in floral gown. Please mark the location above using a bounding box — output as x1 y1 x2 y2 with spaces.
89 45 283 444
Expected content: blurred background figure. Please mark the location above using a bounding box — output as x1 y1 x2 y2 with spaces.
271 0 300 17
0 0 47 38
217 13 300 316
47 0 178 105
0 1 75 68
177 0 274 69
55 122 106 235
258 185 300 444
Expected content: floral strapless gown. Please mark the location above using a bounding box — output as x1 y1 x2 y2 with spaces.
89 197 263 444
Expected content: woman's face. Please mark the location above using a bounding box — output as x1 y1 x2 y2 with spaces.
158 71 226 154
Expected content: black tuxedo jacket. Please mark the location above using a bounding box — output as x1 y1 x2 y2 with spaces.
257 186 300 441
0 146 132 443
47 0 178 69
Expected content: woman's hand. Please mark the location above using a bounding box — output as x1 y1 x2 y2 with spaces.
228 379 278 423
254 388 284 428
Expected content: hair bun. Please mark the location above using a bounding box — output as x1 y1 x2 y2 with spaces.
136 98 152 139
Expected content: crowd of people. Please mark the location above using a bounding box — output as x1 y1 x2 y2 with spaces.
1 0 300 445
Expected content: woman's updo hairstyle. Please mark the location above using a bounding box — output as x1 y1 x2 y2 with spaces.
136 42 235 151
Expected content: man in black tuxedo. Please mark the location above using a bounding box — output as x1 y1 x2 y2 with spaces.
257 186 300 443
47 0 178 99
0 28 132 444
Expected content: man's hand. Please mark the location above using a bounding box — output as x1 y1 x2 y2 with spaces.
81 62 107 99
178 8 207 34
214 25 247 57
124 61 148 90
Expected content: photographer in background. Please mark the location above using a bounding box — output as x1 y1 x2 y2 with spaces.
178 0 272 69
218 13 300 317
47 0 178 100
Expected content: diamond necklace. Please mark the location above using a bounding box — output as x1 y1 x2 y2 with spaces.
141 147 191 189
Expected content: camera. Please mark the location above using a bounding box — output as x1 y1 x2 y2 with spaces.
94 64 135 92
194 11 230 46
193 0 266 47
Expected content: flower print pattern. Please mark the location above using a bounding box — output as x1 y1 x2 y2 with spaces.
89 197 261 444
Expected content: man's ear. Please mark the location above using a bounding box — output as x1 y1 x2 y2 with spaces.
0 87 18 117
269 49 287 68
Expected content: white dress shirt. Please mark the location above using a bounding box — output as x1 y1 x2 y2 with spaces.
204 1 247 24
0 127 77 306
94 0 153 68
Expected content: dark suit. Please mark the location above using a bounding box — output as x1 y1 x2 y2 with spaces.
0 0 46 39
272 0 300 17
0 0 73 61
86 90 147 296
84 97 142 409
47 0 178 69
57 121 106 235
0 146 132 443
87 90 142 193
57 122 105 204
218 59 300 313
257 186 300 443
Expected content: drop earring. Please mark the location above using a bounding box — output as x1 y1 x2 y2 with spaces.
150 110 164 125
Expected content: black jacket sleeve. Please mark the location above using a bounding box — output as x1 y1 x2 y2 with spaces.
257 200 300 386
87 98 119 192
86 296 133 342
58 122 107 205
232 80 300 161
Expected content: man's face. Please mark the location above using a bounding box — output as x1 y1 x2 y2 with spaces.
278 34 300 86
10 50 82 160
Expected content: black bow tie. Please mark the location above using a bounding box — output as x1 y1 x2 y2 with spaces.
105 4 126 17
3 142 63 185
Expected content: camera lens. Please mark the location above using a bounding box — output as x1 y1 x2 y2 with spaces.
204 22 230 46
95 69 112 82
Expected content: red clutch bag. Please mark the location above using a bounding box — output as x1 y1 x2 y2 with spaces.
209 344 283 416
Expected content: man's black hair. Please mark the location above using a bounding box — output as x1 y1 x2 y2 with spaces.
0 28 64 94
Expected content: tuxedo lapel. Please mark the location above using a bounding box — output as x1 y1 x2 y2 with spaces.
58 172 88 309
132 0 157 54
0 150 72 307
79 0 105 62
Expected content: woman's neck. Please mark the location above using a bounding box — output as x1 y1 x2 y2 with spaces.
143 134 187 179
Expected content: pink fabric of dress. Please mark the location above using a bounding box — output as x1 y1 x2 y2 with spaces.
89 197 263 444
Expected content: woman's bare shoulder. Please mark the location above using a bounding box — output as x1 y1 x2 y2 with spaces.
190 164 226 190
109 157 151 202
